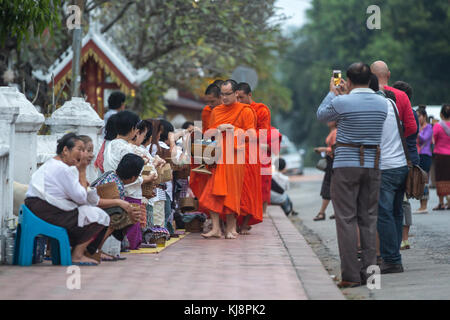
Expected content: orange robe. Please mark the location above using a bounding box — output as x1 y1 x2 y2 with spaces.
237 103 264 227
190 105 212 205
198 102 255 219
250 102 272 205
201 105 212 133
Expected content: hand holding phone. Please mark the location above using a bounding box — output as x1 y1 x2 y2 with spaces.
333 70 342 86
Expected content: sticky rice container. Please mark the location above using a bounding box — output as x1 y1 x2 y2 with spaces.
96 182 120 199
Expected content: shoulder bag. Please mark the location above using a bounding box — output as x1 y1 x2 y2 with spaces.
390 100 427 199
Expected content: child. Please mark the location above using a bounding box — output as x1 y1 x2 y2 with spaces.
271 158 298 216
91 153 146 256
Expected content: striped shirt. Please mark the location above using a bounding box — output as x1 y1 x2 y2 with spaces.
317 89 388 169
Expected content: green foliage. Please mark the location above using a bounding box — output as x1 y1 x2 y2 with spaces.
0 0 60 47
94 0 286 115
278 0 450 166
137 75 168 119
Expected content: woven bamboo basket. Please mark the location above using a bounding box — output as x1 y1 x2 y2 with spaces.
142 165 154 176
185 219 204 233
180 197 198 212
96 182 120 199
156 163 173 184
141 182 155 199
149 236 167 247
191 143 216 159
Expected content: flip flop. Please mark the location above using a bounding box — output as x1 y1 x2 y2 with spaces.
100 251 118 262
433 204 446 211
313 213 326 221
72 261 98 266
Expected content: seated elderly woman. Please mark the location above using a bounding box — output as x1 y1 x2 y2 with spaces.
25 133 110 266
77 137 142 261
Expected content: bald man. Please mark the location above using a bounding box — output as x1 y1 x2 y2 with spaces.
370 61 417 137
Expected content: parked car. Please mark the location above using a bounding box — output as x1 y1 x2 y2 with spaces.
273 135 304 175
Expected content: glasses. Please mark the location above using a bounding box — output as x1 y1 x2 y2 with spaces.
220 91 234 96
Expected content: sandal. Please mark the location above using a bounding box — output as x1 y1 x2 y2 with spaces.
313 212 326 221
432 204 446 211
100 251 118 262
72 261 98 266
84 251 101 263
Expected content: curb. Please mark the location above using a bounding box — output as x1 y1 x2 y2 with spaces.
268 206 345 300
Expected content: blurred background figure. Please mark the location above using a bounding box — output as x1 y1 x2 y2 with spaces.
313 121 337 221
432 104 450 210
414 105 433 213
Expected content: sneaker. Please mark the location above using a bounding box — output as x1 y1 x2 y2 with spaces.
413 209 428 214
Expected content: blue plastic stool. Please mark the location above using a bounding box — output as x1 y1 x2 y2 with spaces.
14 204 72 266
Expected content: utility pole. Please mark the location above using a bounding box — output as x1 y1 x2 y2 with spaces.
71 0 84 97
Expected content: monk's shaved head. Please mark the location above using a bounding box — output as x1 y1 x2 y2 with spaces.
370 60 390 82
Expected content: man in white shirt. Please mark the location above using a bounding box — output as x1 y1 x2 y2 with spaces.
377 90 408 275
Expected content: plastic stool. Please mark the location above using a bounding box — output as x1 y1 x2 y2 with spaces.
13 204 72 266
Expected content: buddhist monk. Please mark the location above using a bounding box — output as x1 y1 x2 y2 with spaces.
198 79 257 239
236 82 271 233
190 82 223 199
202 81 223 133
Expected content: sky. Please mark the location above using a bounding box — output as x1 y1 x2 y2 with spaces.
275 0 312 31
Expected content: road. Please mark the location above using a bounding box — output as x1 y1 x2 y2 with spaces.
287 167 450 300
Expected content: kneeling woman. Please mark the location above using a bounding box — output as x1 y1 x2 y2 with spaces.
25 133 110 265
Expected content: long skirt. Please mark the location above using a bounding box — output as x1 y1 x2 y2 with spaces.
434 153 450 197
320 156 334 200
24 197 106 249
125 197 142 250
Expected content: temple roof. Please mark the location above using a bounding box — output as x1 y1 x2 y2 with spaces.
33 30 151 95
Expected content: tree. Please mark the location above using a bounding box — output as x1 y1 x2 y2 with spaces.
4 0 290 118
277 0 450 166
0 0 60 106
93 0 287 115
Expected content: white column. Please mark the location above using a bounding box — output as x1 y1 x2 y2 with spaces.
0 87 45 184
45 97 104 153
0 90 19 229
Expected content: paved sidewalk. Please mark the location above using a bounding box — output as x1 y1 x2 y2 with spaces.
0 206 343 300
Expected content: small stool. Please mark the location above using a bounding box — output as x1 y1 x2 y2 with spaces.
13 204 72 266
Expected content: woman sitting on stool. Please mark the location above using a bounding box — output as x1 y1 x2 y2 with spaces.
25 133 110 266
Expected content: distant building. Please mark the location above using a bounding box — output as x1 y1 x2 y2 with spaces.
34 30 206 123
33 31 150 118
164 89 204 127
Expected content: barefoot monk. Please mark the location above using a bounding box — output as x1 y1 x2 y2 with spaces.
199 79 257 239
236 82 270 233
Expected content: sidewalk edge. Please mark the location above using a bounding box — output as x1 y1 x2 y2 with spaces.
268 206 345 300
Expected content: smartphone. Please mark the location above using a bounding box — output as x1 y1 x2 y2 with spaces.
333 70 342 86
